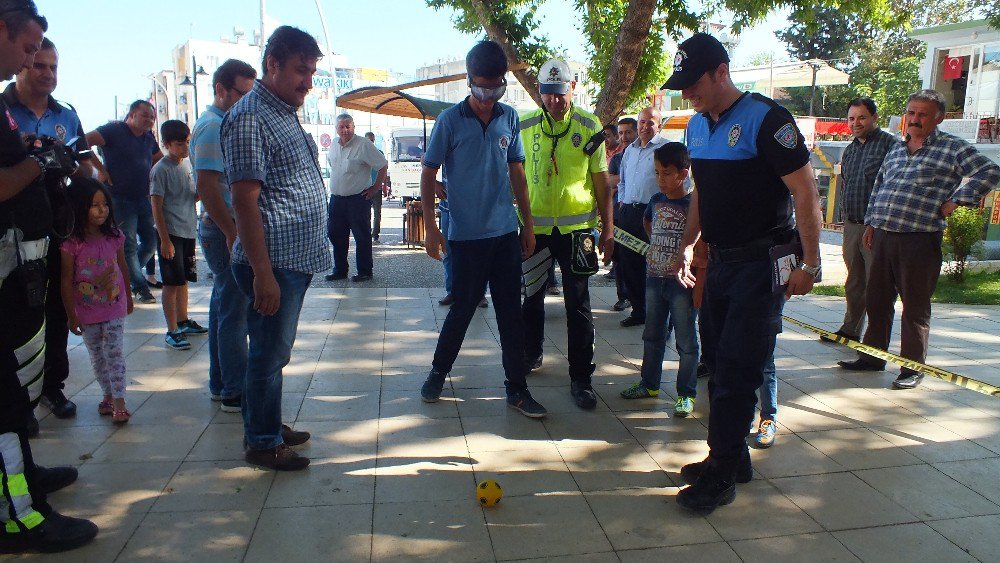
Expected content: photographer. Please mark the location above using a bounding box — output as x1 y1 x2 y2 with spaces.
0 0 98 553
5 36 92 426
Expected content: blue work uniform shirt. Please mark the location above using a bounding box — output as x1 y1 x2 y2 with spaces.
2 83 87 153
422 98 525 241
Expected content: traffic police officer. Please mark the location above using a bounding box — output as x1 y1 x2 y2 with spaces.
0 0 99 553
520 58 614 410
4 37 92 424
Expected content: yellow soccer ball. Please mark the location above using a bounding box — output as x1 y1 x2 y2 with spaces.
477 479 503 507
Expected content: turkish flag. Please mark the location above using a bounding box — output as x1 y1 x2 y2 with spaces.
943 56 963 80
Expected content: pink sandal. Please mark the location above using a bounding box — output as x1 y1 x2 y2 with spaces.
98 399 114 416
112 408 131 424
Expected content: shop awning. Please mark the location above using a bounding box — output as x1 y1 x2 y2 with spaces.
337 86 454 120
336 64 529 120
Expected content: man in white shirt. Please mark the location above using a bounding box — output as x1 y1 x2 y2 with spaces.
615 107 666 326
325 113 388 282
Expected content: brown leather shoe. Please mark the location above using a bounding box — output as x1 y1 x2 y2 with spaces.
438 294 455 306
245 444 310 471
281 424 310 446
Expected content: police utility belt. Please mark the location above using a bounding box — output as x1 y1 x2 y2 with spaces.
707 231 795 264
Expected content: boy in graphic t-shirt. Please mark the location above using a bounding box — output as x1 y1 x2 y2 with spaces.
620 142 700 419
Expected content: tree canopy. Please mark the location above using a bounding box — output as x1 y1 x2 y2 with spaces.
775 0 996 119
426 0 900 123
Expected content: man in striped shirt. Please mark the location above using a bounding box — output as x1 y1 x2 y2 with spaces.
838 90 1000 389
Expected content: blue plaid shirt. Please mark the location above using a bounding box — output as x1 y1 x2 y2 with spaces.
865 129 1000 233
839 128 894 223
221 81 332 273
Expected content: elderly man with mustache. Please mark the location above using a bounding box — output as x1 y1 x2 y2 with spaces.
838 89 1000 389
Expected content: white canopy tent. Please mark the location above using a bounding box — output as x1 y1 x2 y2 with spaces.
730 59 850 95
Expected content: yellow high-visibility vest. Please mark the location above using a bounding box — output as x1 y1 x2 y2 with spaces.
519 106 607 234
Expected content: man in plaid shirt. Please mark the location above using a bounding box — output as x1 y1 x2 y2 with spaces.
838 90 1000 389
822 98 894 343
222 26 331 470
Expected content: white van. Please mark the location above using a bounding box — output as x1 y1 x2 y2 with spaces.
389 127 427 202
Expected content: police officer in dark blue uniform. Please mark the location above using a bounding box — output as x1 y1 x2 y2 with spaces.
668 33 823 514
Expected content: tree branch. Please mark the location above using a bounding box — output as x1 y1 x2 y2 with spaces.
594 0 657 123
467 0 544 108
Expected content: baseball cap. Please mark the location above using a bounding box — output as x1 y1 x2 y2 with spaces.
538 58 572 94
661 33 730 91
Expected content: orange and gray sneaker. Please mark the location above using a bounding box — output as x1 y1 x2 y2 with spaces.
754 419 776 448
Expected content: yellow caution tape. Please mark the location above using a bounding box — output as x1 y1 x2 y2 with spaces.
612 226 649 256
602 222 997 397
782 315 1000 398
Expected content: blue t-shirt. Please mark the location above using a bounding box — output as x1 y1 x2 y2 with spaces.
96 121 160 201
2 84 87 153
190 105 232 212
422 98 525 241
643 192 690 278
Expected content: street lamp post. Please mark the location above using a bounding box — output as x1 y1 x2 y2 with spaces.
180 55 209 123
148 74 170 134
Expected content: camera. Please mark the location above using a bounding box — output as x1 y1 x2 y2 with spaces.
25 135 91 238
27 134 90 181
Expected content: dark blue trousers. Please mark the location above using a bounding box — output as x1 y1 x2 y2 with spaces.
432 231 529 394
701 258 784 475
328 193 373 276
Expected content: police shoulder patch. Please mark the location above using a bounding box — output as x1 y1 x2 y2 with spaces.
774 123 797 149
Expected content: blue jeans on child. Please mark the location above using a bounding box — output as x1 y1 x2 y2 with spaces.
758 356 777 420
640 276 699 396
231 264 312 450
200 221 248 401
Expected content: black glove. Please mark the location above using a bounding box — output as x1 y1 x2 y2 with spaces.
32 143 79 178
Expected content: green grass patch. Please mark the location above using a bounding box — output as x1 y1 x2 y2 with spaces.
810 269 1000 305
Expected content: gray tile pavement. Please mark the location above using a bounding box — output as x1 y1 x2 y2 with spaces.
6 284 999 562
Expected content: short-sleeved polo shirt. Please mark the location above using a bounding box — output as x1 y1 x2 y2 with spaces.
686 92 809 247
423 98 524 241
95 121 160 201
190 104 232 215
2 83 87 153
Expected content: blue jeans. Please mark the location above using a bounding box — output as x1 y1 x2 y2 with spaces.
200 221 248 400
113 196 157 293
328 193 373 276
439 201 453 293
640 277 699 396
231 264 312 450
432 231 528 393
758 356 777 421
